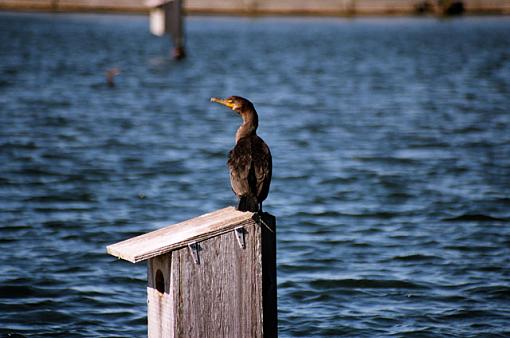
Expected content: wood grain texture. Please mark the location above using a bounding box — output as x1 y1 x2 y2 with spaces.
169 213 277 338
173 218 261 337
107 207 255 263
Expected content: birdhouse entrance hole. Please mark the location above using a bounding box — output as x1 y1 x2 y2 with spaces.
155 269 164 294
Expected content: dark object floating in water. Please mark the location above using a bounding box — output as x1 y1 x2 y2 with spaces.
443 214 508 222
106 67 120 87
173 46 186 60
211 96 272 213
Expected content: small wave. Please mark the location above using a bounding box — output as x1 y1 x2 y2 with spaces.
16 167 59 177
294 210 343 218
34 206 93 213
0 224 32 232
287 289 337 302
294 210 400 219
0 284 61 299
319 176 357 185
23 309 75 323
444 245 498 253
0 141 38 150
388 326 436 337
438 309 496 320
308 278 426 290
353 155 419 165
465 285 510 298
0 79 12 88
21 97 72 108
24 192 96 203
443 214 508 222
391 254 441 262
280 263 331 273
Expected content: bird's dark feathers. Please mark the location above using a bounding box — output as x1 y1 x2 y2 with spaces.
228 134 272 212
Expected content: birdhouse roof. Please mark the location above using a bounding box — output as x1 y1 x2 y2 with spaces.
106 207 255 263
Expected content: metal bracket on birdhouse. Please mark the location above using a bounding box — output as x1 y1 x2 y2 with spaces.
235 226 246 249
188 242 200 264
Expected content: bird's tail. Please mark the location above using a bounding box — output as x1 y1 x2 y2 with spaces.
237 195 259 212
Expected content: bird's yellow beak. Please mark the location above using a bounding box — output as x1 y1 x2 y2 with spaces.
210 97 235 109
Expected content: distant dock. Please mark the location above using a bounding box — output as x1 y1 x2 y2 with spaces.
1 0 510 16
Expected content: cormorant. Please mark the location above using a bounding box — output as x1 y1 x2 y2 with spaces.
211 96 272 213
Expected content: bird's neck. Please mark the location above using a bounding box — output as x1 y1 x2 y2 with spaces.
236 110 258 143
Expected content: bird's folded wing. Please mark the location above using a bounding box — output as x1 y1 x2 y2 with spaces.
253 137 272 200
228 137 253 196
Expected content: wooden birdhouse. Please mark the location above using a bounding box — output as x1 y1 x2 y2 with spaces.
107 207 277 338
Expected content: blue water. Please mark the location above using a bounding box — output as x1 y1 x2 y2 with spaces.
1 12 510 337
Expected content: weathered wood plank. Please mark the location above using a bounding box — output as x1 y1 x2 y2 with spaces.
172 218 263 337
107 207 255 263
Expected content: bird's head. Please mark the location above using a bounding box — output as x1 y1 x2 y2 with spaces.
210 96 254 115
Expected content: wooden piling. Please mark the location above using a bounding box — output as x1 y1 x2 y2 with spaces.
107 207 277 338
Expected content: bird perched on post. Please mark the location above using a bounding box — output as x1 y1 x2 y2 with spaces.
211 96 272 213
